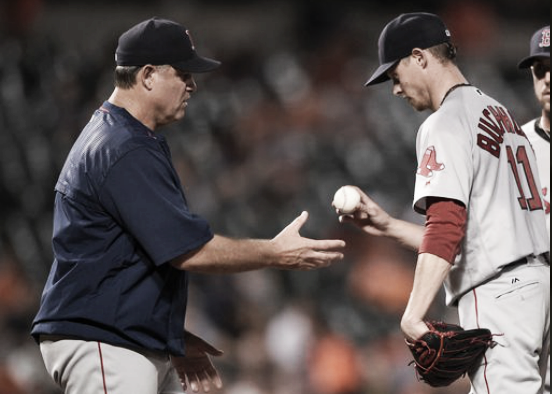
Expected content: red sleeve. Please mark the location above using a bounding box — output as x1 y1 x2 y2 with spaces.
419 199 467 265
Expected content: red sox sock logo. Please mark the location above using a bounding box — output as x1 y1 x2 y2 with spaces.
417 146 445 178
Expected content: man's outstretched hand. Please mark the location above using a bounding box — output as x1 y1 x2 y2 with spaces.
171 331 224 393
270 211 346 270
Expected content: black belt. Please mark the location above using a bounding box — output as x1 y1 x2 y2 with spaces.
504 257 527 271
506 254 550 270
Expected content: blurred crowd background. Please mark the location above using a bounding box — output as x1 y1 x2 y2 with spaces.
0 0 548 393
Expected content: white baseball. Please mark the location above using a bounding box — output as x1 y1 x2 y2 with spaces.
333 186 361 214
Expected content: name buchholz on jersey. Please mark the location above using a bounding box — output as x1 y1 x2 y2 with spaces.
477 106 525 158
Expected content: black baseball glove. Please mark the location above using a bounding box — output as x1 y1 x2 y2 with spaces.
406 321 494 387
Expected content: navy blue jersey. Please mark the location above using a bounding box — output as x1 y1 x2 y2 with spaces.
31 101 213 356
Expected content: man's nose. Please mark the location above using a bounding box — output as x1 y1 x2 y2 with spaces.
188 78 198 93
392 84 402 96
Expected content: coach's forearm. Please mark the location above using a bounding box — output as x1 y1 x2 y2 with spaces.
171 212 345 273
171 235 276 274
387 218 424 251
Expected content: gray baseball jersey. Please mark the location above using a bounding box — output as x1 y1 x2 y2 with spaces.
413 86 549 305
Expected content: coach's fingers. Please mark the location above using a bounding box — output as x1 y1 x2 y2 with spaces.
188 373 200 392
185 368 223 393
199 372 211 393
180 378 188 392
305 244 345 262
200 370 219 392
201 365 223 391
301 241 346 268
316 250 345 262
292 251 345 270
205 363 223 389
312 251 345 265
310 238 347 252
211 372 223 389
283 211 309 234
204 371 223 391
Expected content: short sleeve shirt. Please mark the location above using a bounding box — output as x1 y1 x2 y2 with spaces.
413 86 548 305
31 102 213 356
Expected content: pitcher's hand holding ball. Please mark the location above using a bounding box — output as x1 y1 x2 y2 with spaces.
333 186 395 238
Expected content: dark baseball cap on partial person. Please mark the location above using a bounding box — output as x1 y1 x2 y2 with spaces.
115 17 221 73
365 12 452 86
518 26 550 69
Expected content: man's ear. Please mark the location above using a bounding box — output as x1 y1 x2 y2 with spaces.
411 48 428 68
140 65 156 90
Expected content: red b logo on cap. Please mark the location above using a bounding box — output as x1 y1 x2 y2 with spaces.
540 28 550 48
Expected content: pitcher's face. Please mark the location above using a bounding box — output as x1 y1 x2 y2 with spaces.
388 57 432 112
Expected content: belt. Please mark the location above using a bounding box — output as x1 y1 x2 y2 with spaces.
533 253 550 265
506 253 550 270
504 257 528 271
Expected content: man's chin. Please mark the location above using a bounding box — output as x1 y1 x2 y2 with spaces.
412 103 429 112
173 109 187 122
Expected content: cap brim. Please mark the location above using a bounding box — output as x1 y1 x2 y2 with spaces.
172 54 221 73
365 60 399 86
518 53 550 69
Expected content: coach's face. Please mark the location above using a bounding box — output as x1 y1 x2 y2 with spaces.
532 58 550 115
388 52 432 112
147 65 197 126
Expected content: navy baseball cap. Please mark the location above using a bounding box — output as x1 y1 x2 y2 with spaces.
518 26 550 69
365 13 451 86
115 17 221 73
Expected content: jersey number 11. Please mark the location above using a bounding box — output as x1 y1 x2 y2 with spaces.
506 145 544 211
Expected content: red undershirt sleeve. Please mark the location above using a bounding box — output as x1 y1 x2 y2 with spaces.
419 198 468 265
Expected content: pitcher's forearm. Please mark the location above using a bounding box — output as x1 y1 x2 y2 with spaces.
387 218 424 251
401 253 452 339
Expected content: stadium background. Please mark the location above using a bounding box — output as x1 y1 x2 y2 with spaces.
0 0 548 393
